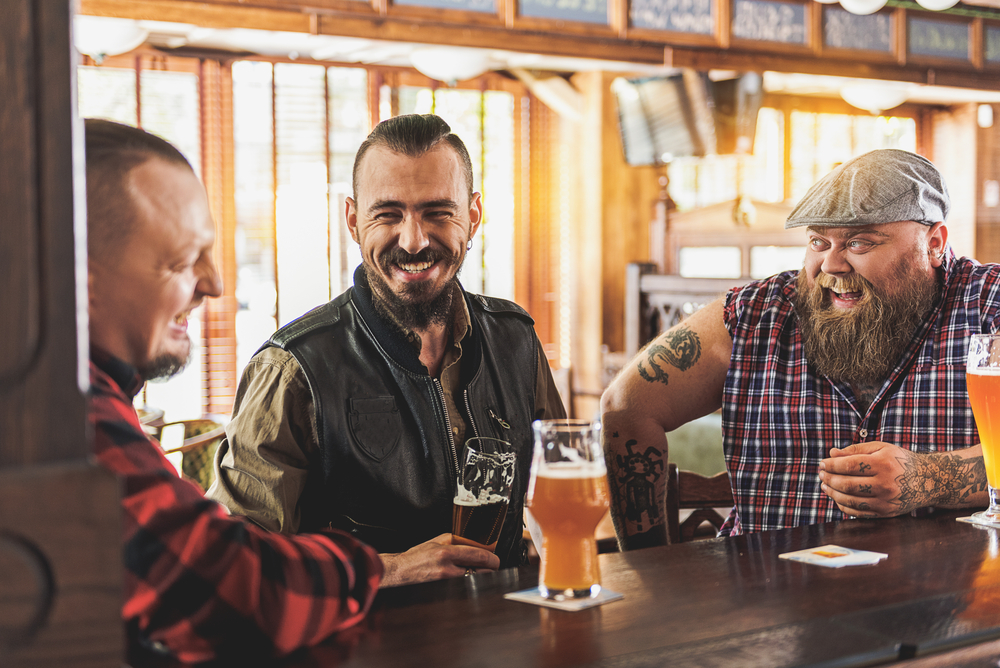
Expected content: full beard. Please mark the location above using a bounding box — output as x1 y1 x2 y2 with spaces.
365 246 464 331
795 262 940 388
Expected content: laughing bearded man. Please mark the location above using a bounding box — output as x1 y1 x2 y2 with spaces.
208 114 565 584
602 149 993 549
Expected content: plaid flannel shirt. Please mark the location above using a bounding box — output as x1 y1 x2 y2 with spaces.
720 251 1000 535
89 347 382 662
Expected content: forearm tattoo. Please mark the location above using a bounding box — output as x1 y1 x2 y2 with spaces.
893 452 988 509
608 433 665 532
637 326 702 386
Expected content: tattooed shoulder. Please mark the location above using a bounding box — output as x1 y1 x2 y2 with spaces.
636 325 703 386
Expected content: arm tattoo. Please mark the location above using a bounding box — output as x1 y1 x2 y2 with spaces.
893 452 988 510
636 326 702 386
612 439 665 532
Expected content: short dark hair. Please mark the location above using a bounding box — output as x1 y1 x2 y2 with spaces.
352 114 474 203
84 118 193 261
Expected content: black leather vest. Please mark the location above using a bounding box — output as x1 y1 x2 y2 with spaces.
262 269 538 568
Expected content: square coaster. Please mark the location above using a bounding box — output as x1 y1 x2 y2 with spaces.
504 586 624 611
778 544 887 568
957 515 1000 529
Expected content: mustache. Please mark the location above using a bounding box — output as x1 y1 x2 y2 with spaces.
379 247 455 268
814 272 871 294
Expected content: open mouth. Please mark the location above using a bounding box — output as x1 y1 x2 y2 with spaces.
398 260 434 274
173 311 190 328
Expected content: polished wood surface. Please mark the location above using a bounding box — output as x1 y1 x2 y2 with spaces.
128 511 1000 667
1 0 123 665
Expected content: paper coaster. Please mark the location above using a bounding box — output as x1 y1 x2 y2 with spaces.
778 544 887 568
504 587 624 611
957 515 1000 529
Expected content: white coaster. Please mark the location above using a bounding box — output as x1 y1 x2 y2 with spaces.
504 587 624 611
957 515 1000 529
778 544 887 568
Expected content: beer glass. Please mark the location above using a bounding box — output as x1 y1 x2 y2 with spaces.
527 419 610 600
451 437 516 552
967 334 1000 526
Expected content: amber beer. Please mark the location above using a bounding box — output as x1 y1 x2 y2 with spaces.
527 462 610 597
966 369 1000 488
451 498 508 552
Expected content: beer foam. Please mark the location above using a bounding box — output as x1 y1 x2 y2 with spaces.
454 485 507 505
968 367 1000 376
536 461 606 478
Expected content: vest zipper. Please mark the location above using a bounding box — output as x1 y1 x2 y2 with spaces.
434 378 460 477
464 389 480 441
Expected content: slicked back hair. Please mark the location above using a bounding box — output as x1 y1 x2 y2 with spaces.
84 118 193 262
352 114 474 204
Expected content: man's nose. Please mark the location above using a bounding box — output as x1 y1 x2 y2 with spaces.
820 249 852 276
397 215 430 255
198 257 224 299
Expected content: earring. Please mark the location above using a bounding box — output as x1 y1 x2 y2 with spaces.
467 239 474 251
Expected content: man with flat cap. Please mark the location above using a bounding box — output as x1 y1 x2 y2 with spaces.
602 149 993 548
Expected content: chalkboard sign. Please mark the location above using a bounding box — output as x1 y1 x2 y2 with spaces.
631 0 714 34
519 0 608 24
986 25 1000 63
823 6 890 52
394 0 494 12
908 16 969 60
732 0 806 44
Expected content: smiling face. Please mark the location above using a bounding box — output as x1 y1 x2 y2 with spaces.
802 220 946 307
88 157 223 380
796 220 947 387
346 144 482 327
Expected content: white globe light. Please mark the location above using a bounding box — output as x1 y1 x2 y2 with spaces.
914 0 959 9
73 16 148 61
410 47 492 86
839 0 887 15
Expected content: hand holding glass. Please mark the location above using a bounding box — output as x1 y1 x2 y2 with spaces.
966 334 1000 526
452 437 516 552
527 419 609 600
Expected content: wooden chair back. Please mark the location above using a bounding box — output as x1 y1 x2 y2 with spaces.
158 419 227 492
665 463 734 544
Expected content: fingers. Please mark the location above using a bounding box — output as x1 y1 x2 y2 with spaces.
820 482 882 519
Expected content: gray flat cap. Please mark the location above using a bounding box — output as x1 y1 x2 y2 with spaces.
785 149 949 229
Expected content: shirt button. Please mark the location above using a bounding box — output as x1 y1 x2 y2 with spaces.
859 429 868 438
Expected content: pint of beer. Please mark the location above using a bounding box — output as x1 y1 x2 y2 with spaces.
966 334 1000 526
527 419 609 600
452 438 516 552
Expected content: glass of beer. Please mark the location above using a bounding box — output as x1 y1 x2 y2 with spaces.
452 437 516 552
527 419 610 600
967 334 1000 526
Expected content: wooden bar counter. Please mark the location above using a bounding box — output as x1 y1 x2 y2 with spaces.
129 511 1000 667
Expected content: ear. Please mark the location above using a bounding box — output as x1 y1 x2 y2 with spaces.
927 222 948 268
345 197 361 244
468 192 483 241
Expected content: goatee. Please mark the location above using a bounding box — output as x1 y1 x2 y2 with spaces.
365 246 464 331
795 261 940 388
139 349 192 382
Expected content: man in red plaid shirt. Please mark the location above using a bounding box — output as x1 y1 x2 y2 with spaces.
603 150 992 549
85 118 382 662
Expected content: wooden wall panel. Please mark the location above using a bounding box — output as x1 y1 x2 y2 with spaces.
1 0 122 664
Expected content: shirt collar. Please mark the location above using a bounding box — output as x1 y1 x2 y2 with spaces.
90 345 144 398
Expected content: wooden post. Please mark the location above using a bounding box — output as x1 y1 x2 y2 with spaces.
0 0 123 664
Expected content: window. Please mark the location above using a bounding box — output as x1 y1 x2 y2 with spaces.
78 60 206 422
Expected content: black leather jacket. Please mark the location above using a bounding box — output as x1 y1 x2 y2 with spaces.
261 268 539 568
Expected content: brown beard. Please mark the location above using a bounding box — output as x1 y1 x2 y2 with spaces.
364 246 465 331
795 261 940 388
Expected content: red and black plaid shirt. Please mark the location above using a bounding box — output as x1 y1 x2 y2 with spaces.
721 251 1000 535
89 347 382 663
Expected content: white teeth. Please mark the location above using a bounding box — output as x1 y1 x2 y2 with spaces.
399 261 433 273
